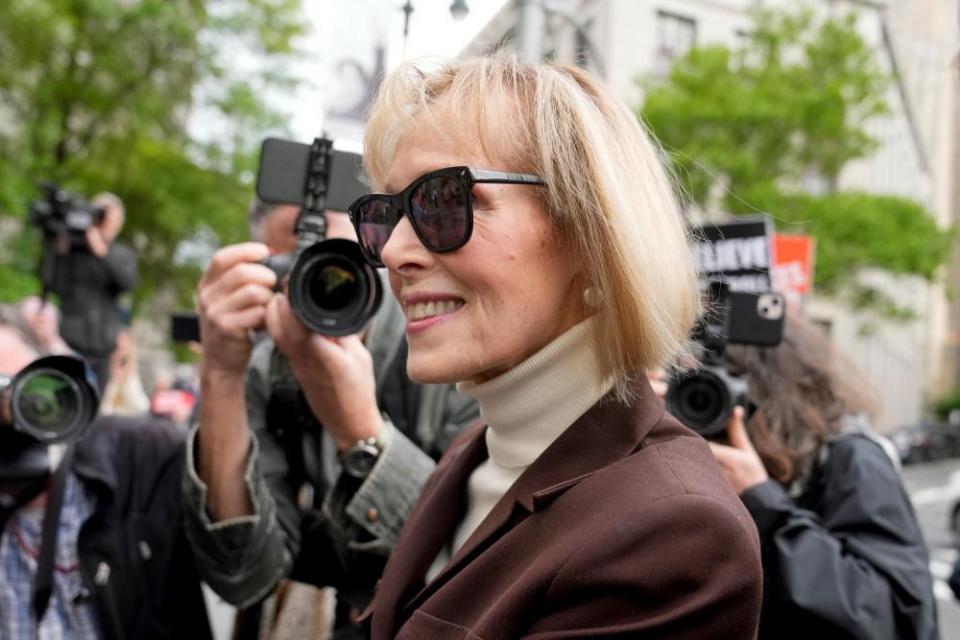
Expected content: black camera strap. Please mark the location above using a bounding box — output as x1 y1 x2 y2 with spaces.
32 445 74 624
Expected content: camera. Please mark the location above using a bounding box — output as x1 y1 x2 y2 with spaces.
29 183 106 249
0 355 100 484
256 137 382 336
666 284 785 438
1 355 100 444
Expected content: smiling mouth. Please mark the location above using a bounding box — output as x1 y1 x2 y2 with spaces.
405 299 465 322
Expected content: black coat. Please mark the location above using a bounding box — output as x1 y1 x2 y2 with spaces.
72 415 210 640
50 242 137 356
742 434 939 639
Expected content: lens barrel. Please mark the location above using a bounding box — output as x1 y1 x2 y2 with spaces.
8 355 100 443
665 365 747 439
287 238 383 336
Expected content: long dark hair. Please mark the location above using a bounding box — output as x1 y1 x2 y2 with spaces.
724 315 876 486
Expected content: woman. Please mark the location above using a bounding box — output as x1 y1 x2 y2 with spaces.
346 55 762 638
710 316 939 639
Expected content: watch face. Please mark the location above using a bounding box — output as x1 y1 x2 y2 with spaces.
344 444 379 478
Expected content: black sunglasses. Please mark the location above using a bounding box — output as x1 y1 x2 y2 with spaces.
348 166 545 267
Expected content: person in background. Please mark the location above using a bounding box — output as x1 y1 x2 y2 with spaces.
248 197 300 256
101 329 150 417
355 53 761 638
183 195 479 639
709 315 939 639
47 192 137 389
0 305 209 639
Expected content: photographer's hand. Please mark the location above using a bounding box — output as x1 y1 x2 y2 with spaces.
197 243 276 376
85 225 109 258
195 242 277 521
708 407 769 495
266 293 383 452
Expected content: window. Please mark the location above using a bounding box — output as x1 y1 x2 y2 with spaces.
655 10 697 76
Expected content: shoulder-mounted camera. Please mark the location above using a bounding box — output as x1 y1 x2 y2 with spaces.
29 183 106 250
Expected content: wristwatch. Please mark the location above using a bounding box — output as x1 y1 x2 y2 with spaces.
340 436 383 479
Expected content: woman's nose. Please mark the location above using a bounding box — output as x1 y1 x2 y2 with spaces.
381 215 430 273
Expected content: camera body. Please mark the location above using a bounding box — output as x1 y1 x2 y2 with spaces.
666 284 785 438
0 355 100 483
256 137 381 336
29 183 106 249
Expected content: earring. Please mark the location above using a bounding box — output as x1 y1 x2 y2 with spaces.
583 286 600 308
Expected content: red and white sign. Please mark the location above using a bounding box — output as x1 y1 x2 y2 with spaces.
771 234 815 304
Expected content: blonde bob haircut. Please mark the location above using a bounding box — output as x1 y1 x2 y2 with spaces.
364 54 700 393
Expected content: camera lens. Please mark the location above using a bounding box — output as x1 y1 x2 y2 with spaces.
665 367 734 439
8 356 99 444
678 380 722 421
309 261 359 313
16 370 81 434
11 366 93 443
288 238 383 336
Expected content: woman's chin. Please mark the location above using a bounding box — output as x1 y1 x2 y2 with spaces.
406 357 470 386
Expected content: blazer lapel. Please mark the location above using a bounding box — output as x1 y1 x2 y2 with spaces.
401 377 665 615
402 468 525 613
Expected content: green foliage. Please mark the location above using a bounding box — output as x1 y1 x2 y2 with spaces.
642 8 889 206
932 388 960 421
0 0 305 307
639 7 953 317
741 188 952 292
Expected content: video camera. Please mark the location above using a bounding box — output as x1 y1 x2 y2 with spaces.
0 355 100 484
255 137 381 336
29 183 106 250
666 283 785 438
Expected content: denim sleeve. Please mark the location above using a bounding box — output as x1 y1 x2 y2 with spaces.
180 343 298 608
323 378 479 565
323 419 436 559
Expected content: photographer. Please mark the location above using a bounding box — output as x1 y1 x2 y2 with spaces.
47 193 137 389
708 315 938 639
182 201 478 637
0 305 209 639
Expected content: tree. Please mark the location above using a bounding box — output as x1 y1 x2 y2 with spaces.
0 0 306 308
640 8 952 312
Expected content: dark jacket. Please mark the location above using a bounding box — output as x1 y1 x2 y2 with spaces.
741 434 939 640
369 379 763 639
50 242 137 356
73 414 210 640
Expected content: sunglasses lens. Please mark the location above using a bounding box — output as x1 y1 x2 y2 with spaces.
410 176 469 252
355 198 397 265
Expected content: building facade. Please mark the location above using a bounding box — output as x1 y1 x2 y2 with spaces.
464 0 960 431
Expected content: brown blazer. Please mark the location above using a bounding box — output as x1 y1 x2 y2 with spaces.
369 378 762 639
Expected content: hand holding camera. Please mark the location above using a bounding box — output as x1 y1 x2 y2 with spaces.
196 242 277 379
706 406 769 495
84 224 109 257
266 293 382 451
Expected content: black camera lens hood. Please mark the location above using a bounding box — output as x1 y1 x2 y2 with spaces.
10 355 100 444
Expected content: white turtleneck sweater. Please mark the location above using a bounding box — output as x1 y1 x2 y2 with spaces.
425 318 615 582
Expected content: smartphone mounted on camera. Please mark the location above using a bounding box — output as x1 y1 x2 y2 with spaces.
256 138 368 213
